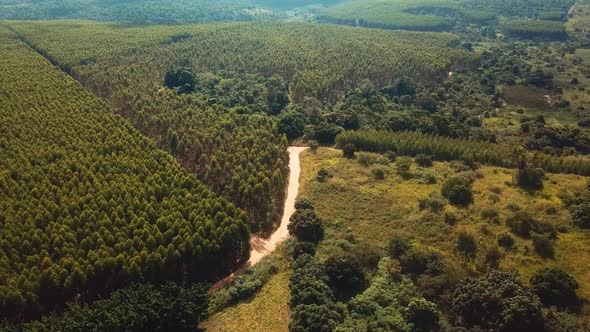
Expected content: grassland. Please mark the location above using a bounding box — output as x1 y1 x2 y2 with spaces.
201 247 292 332
567 3 590 39
298 148 590 300
315 0 494 31
316 0 455 31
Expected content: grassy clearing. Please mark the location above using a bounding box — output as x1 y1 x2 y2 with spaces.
200 246 292 332
316 0 493 31
299 148 590 299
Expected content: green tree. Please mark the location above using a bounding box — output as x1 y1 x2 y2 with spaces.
288 209 324 243
325 254 366 297
441 174 474 206
570 201 590 229
405 298 441 332
452 271 544 331
530 268 578 308
456 232 477 258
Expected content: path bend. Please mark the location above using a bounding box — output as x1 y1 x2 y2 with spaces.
210 146 307 292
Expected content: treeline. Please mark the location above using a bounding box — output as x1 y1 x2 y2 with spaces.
336 130 590 176
0 29 249 321
7 21 471 232
315 14 454 32
465 0 575 18
111 86 290 234
9 21 473 103
255 0 341 9
3 283 208 332
0 0 280 24
316 0 456 32
501 20 568 40
9 21 292 233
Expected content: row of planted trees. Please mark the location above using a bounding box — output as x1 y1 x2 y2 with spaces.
4 21 477 234
337 129 590 176
0 30 249 321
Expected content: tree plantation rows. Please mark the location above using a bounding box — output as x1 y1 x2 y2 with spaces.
0 0 280 24
8 21 293 233
8 21 474 102
0 29 250 321
337 130 590 176
109 84 290 233
4 21 472 232
317 0 575 33
501 20 568 41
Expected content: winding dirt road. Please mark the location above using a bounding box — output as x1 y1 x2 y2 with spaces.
210 146 307 292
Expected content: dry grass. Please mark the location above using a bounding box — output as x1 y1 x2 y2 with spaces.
299 148 590 300
200 248 291 332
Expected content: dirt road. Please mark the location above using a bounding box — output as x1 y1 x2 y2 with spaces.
210 146 306 292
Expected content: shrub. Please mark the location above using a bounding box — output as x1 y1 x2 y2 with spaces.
418 192 446 213
418 172 437 184
288 209 324 243
309 122 343 144
384 150 397 162
450 160 473 172
292 241 317 259
456 232 477 258
497 233 515 249
325 254 366 297
543 307 582 332
415 154 433 167
371 166 388 180
531 233 555 258
452 271 544 331
516 167 545 190
399 247 442 277
490 186 503 194
388 236 411 258
485 245 502 268
308 140 319 151
351 243 382 271
397 157 413 178
481 206 499 222
290 304 342 332
290 254 335 308
316 168 332 183
343 143 356 159
357 152 389 167
444 211 458 225
295 198 315 211
507 202 522 211
531 268 578 308
441 174 474 206
506 210 535 237
405 298 441 332
288 254 343 332
569 201 590 229
531 220 556 238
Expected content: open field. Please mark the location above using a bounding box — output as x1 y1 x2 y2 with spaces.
201 247 292 332
299 148 590 299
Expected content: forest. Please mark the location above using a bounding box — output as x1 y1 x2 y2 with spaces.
1 0 590 331
0 28 249 322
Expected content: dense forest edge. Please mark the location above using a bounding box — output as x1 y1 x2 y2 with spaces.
0 0 590 330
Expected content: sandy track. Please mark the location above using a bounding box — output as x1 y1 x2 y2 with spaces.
209 146 307 292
